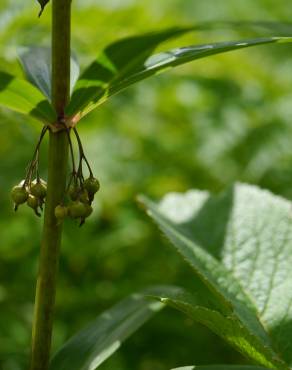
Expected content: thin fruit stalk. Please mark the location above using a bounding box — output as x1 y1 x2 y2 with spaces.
30 1 71 370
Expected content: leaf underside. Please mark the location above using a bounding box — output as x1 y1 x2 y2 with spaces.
140 183 292 369
18 46 80 101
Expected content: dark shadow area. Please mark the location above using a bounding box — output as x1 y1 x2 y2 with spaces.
167 186 234 260
0 71 14 92
29 100 56 122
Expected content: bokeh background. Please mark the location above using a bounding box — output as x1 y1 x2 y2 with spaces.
1 1 292 369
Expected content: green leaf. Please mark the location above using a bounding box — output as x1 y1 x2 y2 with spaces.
66 34 292 119
19 47 80 101
38 0 50 17
140 184 292 369
66 26 192 118
149 287 282 369
50 288 166 370
108 37 292 97
171 367 269 370
0 71 56 123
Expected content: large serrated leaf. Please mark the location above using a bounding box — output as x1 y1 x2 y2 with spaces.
49 287 173 370
19 47 80 101
0 71 56 123
149 287 281 369
66 34 292 120
140 184 292 369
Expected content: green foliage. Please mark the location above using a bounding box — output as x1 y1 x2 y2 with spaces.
0 20 291 130
0 71 56 123
141 184 292 369
66 35 292 120
3 1 292 370
50 288 165 370
18 47 80 101
172 367 269 370
149 288 282 369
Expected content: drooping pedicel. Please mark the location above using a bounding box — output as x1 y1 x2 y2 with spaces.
11 125 100 226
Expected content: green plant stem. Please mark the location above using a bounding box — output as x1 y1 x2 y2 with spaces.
30 1 71 370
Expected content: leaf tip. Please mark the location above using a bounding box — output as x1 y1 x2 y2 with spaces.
37 0 50 18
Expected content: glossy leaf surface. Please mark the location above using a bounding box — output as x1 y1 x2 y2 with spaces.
66 26 192 118
0 71 56 123
50 288 167 370
67 35 292 119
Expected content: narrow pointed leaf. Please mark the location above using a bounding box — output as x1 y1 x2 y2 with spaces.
19 47 80 101
109 37 292 98
66 26 195 118
0 71 56 123
67 35 292 119
50 288 167 370
140 183 292 368
178 20 292 36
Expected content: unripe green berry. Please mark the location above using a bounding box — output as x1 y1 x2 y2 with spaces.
79 189 89 204
55 205 68 220
79 204 93 227
31 182 47 199
84 204 93 218
84 177 100 196
27 195 41 217
11 186 29 205
69 184 80 201
32 178 47 187
27 195 39 210
68 201 88 219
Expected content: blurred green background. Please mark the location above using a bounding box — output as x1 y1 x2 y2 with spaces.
1 1 292 369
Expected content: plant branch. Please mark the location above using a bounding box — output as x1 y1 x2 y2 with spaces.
29 1 71 370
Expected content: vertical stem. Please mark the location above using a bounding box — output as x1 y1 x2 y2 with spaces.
30 1 71 370
52 0 71 115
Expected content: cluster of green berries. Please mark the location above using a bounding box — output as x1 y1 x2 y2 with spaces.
11 124 100 226
55 176 100 226
11 179 47 216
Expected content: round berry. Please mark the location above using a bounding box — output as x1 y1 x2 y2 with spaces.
68 201 88 219
84 204 93 218
84 177 100 195
79 189 89 204
55 205 68 220
31 181 47 199
11 186 29 205
68 184 80 201
27 195 39 210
